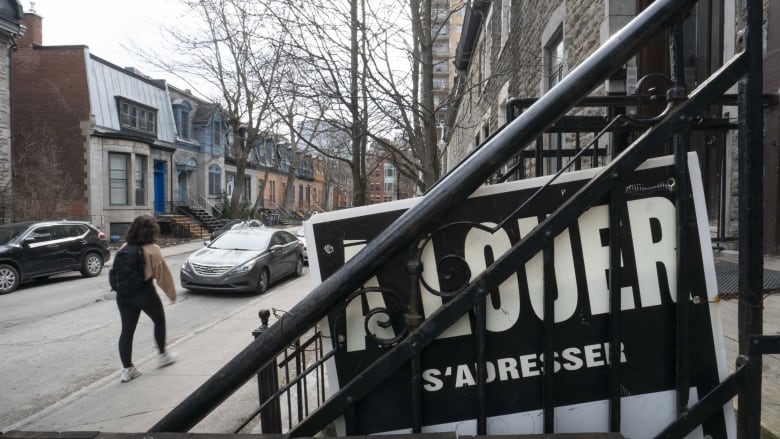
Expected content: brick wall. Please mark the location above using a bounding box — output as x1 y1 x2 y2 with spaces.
12 15 91 219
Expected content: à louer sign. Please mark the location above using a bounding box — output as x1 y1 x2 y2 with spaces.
306 154 734 438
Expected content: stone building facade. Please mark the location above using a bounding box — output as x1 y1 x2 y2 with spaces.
447 0 780 254
0 0 22 222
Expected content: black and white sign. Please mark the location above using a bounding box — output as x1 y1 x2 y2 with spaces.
306 154 734 438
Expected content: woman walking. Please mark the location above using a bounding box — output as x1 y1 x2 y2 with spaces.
115 215 177 382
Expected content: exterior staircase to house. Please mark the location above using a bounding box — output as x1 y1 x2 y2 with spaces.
176 205 224 233
157 214 211 239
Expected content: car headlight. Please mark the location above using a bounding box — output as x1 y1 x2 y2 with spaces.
181 259 191 271
228 259 257 274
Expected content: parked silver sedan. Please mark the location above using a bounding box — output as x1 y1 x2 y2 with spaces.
180 228 304 294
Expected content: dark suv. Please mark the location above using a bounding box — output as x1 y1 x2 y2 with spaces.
0 220 111 294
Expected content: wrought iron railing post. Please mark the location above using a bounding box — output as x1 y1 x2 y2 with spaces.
669 19 691 417
542 238 555 433
608 185 623 432
406 245 424 433
252 309 282 434
737 1 765 437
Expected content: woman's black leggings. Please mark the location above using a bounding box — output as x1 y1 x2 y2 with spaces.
116 286 166 368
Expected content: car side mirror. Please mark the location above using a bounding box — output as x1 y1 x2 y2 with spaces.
269 244 283 254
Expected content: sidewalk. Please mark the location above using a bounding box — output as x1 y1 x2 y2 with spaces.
5 239 308 434
713 250 780 439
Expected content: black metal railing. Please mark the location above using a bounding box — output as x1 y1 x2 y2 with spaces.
149 0 777 437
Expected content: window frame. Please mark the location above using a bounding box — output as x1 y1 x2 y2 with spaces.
544 26 565 174
135 155 146 206
117 97 158 136
109 153 130 205
208 164 222 196
500 0 511 50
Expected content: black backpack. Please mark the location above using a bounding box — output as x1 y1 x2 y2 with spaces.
109 244 147 295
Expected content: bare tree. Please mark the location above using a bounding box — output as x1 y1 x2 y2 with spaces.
7 126 81 221
149 0 462 206
136 0 288 218
266 0 462 202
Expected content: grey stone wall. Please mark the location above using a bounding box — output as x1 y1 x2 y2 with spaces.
0 37 11 222
448 0 606 174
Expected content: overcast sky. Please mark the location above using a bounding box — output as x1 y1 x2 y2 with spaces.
22 0 190 79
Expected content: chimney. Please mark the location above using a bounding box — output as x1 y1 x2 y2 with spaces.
124 67 149 78
19 11 43 48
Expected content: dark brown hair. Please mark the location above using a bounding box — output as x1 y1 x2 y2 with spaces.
124 215 160 245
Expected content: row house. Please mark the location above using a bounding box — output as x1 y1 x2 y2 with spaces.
167 85 229 213
11 9 325 236
446 0 780 254
168 88 324 223
237 134 326 217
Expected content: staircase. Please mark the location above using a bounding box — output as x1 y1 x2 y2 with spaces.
177 205 224 232
157 214 211 239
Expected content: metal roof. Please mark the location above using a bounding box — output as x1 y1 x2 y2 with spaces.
86 55 176 146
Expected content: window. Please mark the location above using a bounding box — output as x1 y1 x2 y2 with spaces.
501 0 511 49
433 42 449 56
298 185 304 207
109 153 129 205
385 182 395 192
208 165 221 196
213 121 222 146
226 173 236 197
385 164 395 177
269 181 276 203
481 11 493 88
545 29 565 173
118 98 157 135
243 176 251 201
135 155 146 205
546 30 564 90
174 101 192 139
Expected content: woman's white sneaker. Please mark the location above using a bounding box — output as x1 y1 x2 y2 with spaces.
120 367 141 382
158 351 177 368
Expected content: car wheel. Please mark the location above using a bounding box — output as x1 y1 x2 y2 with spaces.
294 256 304 277
0 264 19 294
80 252 104 277
257 268 269 294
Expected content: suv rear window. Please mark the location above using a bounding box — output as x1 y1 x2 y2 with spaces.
64 224 88 237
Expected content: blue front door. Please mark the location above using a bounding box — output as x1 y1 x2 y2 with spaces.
154 161 166 214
